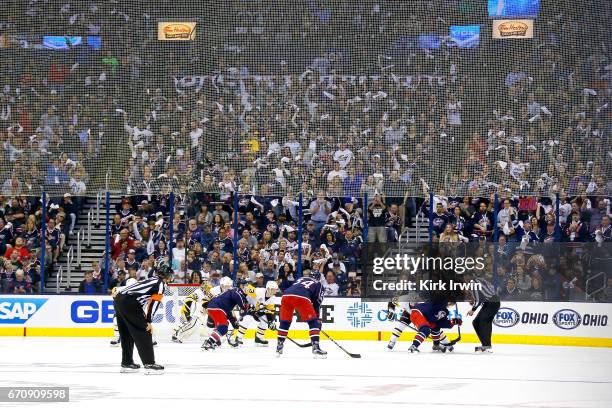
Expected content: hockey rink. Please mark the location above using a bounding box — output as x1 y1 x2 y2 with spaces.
1 337 611 408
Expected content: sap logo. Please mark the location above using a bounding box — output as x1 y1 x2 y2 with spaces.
0 298 48 324
493 307 520 328
346 302 373 328
553 309 581 330
71 300 115 323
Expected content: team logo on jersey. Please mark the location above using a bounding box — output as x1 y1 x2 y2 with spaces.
346 302 373 328
493 307 520 328
553 309 582 330
435 310 447 320
0 298 48 324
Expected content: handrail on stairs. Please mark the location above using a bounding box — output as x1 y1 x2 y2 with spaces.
65 245 74 291
415 209 424 244
586 271 607 301
56 266 63 294
77 228 83 270
96 190 103 228
87 209 93 248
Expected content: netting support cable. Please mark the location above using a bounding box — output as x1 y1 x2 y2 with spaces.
428 192 434 244
363 193 369 243
297 192 303 279
169 192 175 267
40 192 47 294
103 191 110 292
232 192 239 280
555 193 561 242
493 193 500 242
492 193 500 288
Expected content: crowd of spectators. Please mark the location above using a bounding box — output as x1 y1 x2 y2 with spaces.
2 1 607 198
464 231 612 302
0 193 83 293
423 193 611 244
103 193 366 297
1 1 610 299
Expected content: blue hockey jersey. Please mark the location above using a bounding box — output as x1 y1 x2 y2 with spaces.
207 288 248 315
284 277 325 313
412 301 453 329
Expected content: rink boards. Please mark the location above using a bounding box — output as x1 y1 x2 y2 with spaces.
0 295 611 347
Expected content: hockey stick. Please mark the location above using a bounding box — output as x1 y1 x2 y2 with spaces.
286 336 312 348
321 329 361 358
448 304 462 346
272 329 312 348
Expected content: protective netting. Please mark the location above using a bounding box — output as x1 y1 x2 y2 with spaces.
164 283 200 322
0 1 610 198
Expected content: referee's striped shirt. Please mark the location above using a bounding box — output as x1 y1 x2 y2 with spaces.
117 277 166 322
470 277 498 311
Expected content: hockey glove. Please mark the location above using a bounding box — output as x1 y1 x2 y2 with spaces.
386 301 397 321
268 319 277 331
451 317 463 327
246 306 261 321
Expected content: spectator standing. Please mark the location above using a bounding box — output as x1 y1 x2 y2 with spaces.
309 192 332 236
367 195 387 243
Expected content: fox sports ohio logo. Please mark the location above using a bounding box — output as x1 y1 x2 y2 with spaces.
493 307 520 328
346 302 373 328
553 309 582 330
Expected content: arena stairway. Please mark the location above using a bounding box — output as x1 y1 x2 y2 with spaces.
44 192 123 293
44 199 431 293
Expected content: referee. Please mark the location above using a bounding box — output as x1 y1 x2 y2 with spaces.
466 275 500 353
113 265 173 374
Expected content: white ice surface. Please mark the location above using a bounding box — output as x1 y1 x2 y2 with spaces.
1 337 611 408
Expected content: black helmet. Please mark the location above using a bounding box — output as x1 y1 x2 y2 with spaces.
155 264 174 280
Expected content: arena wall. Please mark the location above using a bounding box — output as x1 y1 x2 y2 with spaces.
1 296 611 347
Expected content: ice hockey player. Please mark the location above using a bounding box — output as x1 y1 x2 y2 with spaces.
407 301 461 353
276 271 326 358
385 297 415 351
229 280 279 347
171 277 234 343
201 285 257 350
171 279 215 343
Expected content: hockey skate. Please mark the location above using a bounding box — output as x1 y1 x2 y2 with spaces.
432 342 454 353
276 341 284 357
254 336 269 347
110 337 121 347
201 338 219 351
386 340 396 351
408 344 420 353
312 341 327 359
227 336 243 348
120 363 140 373
475 346 492 353
144 363 164 375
